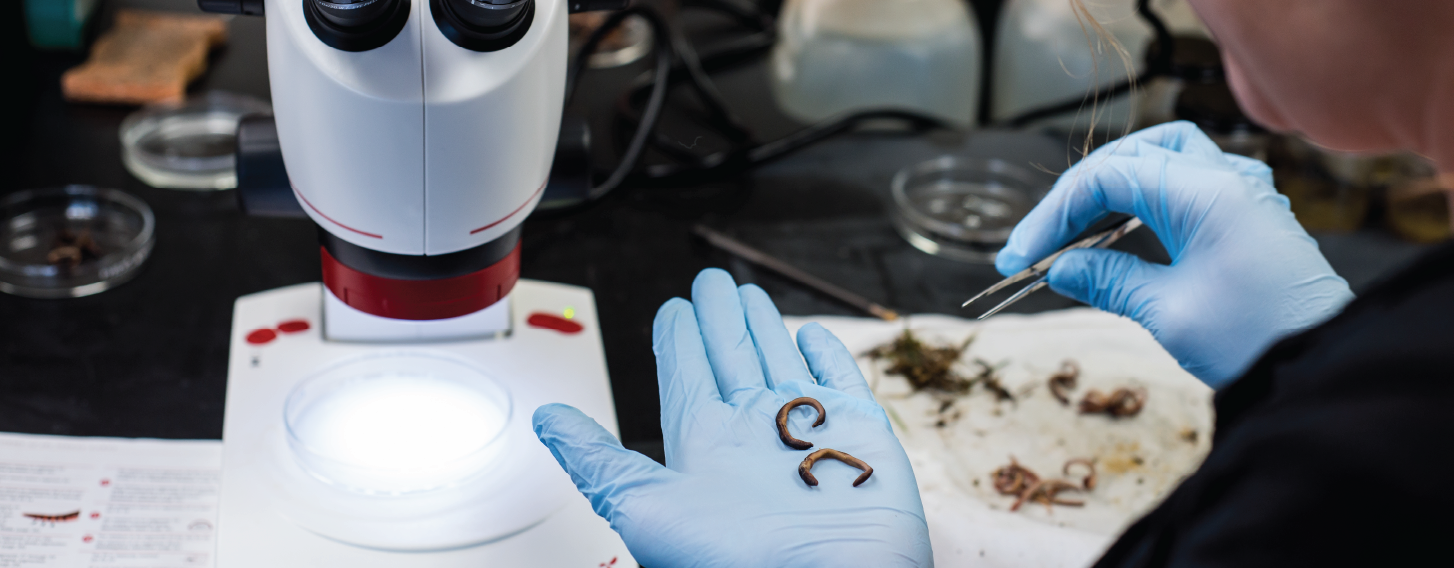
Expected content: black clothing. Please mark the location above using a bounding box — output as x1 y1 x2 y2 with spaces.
1094 241 1454 567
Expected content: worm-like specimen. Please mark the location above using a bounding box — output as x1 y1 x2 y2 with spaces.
992 457 1040 496
798 448 873 487
1079 387 1148 418
993 457 1096 513
1047 360 1080 405
1011 479 1084 512
1063 458 1097 490
776 397 826 450
24 510 80 523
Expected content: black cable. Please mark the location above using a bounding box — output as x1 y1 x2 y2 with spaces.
1137 0 1175 76
629 110 948 187
562 1 946 205
567 7 675 200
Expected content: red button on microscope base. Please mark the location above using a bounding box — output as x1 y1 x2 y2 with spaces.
527 313 584 334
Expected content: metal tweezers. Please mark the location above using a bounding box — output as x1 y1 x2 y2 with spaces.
962 216 1144 319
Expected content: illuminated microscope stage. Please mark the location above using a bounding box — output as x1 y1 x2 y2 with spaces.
218 281 632 568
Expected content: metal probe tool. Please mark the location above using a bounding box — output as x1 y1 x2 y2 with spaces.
962 217 1144 319
693 224 900 321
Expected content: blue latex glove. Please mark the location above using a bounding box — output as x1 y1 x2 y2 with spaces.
996 121 1354 388
533 269 931 568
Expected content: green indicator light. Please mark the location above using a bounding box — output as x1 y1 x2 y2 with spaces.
563 307 576 319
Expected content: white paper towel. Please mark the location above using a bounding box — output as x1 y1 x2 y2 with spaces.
782 309 1214 568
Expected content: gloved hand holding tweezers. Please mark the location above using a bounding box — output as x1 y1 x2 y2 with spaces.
994 121 1354 387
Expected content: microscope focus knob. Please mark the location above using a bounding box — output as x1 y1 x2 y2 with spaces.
304 0 412 52
432 0 535 52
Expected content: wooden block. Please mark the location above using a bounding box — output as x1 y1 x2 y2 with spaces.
62 10 229 105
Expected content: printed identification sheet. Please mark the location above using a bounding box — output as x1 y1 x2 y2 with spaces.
0 432 223 568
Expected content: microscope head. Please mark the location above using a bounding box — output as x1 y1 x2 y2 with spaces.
258 0 568 337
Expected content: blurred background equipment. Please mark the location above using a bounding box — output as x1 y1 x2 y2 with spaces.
24 0 101 50
61 9 227 104
569 10 655 68
990 0 1206 131
1269 137 1447 237
770 0 983 127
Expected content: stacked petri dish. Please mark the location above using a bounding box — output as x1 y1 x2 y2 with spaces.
120 91 272 190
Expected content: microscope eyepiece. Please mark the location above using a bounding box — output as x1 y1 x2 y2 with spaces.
445 0 530 29
432 0 535 52
304 0 411 52
313 0 394 29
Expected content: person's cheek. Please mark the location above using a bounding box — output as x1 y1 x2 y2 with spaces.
1221 53 1293 133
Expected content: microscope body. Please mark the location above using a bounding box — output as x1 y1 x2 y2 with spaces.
260 0 566 340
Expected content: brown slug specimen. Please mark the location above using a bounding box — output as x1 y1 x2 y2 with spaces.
1047 360 1080 405
992 457 1095 513
776 397 826 450
1079 387 1148 418
798 448 873 487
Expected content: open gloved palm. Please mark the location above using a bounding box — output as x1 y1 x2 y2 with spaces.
533 269 931 568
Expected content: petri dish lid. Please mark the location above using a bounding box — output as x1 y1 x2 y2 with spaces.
891 156 1047 263
120 91 272 190
0 186 156 298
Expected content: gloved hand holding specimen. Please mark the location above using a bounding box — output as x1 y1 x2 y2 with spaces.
533 269 932 568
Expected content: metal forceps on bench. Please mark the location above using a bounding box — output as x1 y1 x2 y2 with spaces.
962 217 1144 319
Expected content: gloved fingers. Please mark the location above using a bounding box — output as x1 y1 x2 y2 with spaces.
653 298 724 418
1105 120 1228 159
1046 248 1171 324
691 269 769 405
797 323 876 401
533 404 674 522
1222 153 1276 187
998 153 1222 275
740 284 816 390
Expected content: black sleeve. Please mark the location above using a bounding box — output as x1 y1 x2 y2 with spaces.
1094 243 1454 568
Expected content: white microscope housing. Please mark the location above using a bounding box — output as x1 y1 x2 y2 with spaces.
264 0 566 341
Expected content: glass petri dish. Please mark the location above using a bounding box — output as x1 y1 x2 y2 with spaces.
120 91 272 190
0 186 156 298
890 156 1047 263
284 352 514 496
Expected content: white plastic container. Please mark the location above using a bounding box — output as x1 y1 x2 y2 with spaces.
770 0 982 128
991 0 1208 130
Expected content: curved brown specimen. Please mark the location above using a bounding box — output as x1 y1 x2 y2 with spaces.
798 448 873 487
1063 458 1097 490
776 397 826 450
1047 360 1080 405
1079 387 1148 418
24 510 81 522
992 457 1040 496
1010 479 1084 512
